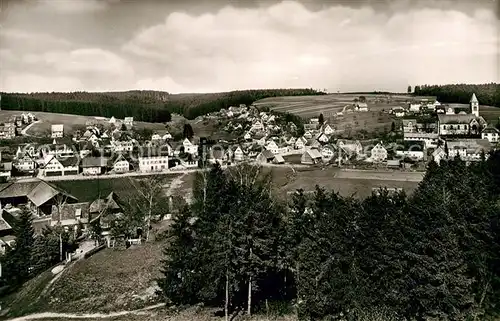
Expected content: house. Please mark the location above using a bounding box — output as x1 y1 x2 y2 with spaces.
446 139 491 161
481 126 500 143
109 154 130 173
138 150 169 172
51 124 64 138
303 131 313 139
42 155 79 176
409 103 421 112
392 107 406 117
316 132 330 143
43 144 75 158
321 145 335 159
402 119 417 133
109 116 116 124
403 132 439 149
182 138 198 155
265 140 280 154
251 120 264 132
294 137 306 150
0 180 78 216
13 152 36 173
396 141 425 161
0 160 12 181
301 149 322 165
124 117 134 127
337 140 363 158
432 146 447 164
256 150 276 164
51 202 90 232
321 124 335 135
163 132 172 140
234 146 245 162
370 143 388 162
273 154 285 164
81 156 109 175
256 137 266 146
111 139 135 153
355 102 369 112
244 132 252 141
151 133 162 142
89 192 123 247
287 137 297 146
0 123 16 139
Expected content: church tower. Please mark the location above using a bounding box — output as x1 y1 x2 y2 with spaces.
470 93 479 117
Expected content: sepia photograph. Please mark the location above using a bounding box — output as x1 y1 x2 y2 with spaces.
0 0 499 320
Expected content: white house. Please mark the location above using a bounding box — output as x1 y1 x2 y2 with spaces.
42 155 79 176
151 133 162 141
303 131 313 140
355 102 369 112
251 121 264 132
481 126 500 143
321 124 335 135
370 143 388 162
403 132 439 149
14 153 36 172
256 137 266 146
294 137 306 150
446 139 491 161
110 154 130 173
244 132 252 141
392 107 406 117
51 124 64 138
182 138 198 155
111 140 134 153
234 146 244 162
321 145 335 159
138 151 169 173
124 117 134 127
432 147 447 165
338 140 363 157
81 156 108 175
409 103 421 112
316 133 330 143
109 116 116 124
163 132 172 140
265 141 280 154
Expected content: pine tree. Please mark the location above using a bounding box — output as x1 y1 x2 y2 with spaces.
318 114 324 126
10 210 35 285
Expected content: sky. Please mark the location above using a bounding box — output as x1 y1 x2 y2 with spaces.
0 0 498 94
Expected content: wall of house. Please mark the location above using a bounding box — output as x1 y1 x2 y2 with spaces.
139 156 169 172
83 167 101 175
113 160 130 172
439 124 469 136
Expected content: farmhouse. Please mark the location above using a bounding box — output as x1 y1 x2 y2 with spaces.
81 156 109 175
337 140 363 157
42 156 79 176
432 147 447 164
182 138 199 155
370 143 388 162
51 202 90 232
316 132 330 143
320 124 335 135
233 146 245 162
396 141 425 161
403 132 439 149
51 124 64 138
111 139 134 153
321 145 335 159
124 117 134 127
355 102 369 112
481 126 500 143
301 149 322 165
0 180 78 216
294 137 306 149
0 123 16 139
256 150 275 164
13 152 36 173
109 154 131 173
251 120 264 132
88 192 123 247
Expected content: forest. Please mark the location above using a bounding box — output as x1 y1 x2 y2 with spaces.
414 83 500 107
159 154 500 321
0 89 324 123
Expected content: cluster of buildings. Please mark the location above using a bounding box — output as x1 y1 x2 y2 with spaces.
0 112 37 139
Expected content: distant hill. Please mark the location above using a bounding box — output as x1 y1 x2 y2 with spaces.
0 89 325 122
414 83 500 107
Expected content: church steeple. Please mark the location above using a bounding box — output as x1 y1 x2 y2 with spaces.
470 93 479 117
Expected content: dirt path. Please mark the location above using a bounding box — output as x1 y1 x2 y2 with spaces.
6 303 166 321
165 172 187 197
20 120 41 137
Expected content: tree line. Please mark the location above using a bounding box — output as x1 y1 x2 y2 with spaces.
414 83 500 107
0 89 324 123
160 155 500 320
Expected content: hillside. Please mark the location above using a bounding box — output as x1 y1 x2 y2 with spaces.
0 89 325 123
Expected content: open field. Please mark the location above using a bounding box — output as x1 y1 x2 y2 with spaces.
53 175 179 202
0 111 167 137
253 94 436 118
268 167 421 199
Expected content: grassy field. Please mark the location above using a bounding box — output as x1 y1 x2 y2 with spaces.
54 175 179 202
45 242 164 314
0 111 167 137
268 167 421 200
253 94 435 118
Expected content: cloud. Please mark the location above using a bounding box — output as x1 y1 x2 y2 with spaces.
123 1 499 92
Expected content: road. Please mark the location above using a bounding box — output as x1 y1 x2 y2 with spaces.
335 168 424 182
5 303 166 321
20 120 41 137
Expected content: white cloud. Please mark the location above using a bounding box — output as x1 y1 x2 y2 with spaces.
123 2 500 92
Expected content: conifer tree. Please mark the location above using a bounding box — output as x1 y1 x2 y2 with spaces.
10 210 35 285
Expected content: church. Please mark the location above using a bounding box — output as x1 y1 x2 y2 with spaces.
437 93 487 136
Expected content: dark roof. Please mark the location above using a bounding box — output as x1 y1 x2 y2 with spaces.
89 192 122 214
51 202 90 222
482 127 500 134
138 148 170 158
0 210 15 231
0 180 77 207
259 150 275 160
438 114 476 124
59 156 79 167
0 181 41 198
81 156 108 167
